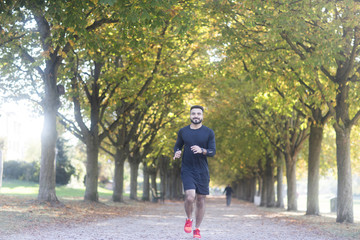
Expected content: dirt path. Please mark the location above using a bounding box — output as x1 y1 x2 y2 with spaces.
3 196 348 240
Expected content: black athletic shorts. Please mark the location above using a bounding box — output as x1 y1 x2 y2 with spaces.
181 171 210 195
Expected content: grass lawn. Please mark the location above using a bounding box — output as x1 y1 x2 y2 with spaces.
0 179 147 201
0 179 113 199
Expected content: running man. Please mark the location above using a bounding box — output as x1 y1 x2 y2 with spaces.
173 105 216 239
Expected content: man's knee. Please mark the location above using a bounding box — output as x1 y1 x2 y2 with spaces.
186 195 195 202
185 190 196 202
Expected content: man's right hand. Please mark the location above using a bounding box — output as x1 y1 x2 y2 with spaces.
173 150 182 160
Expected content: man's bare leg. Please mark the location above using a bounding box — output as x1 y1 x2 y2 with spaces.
184 189 196 219
195 194 206 228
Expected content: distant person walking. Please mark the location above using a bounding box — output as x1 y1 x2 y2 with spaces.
173 105 216 239
223 184 233 207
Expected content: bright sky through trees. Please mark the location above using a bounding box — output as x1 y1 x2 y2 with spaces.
0 101 42 161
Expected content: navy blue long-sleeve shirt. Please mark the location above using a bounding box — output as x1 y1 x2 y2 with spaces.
174 125 216 174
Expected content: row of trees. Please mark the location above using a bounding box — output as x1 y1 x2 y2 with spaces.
1 0 360 224
203 0 360 223
0 0 207 203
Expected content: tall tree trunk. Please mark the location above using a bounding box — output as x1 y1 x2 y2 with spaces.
172 158 182 199
282 112 308 211
276 152 284 208
241 180 246 200
246 179 251 201
235 181 240 199
168 166 183 200
257 176 262 197
306 124 323 215
0 150 3 189
112 150 126 202
260 177 266 207
249 177 256 202
241 178 253 202
333 78 354 223
32 11 60 204
142 163 150 201
159 155 169 198
150 170 157 202
38 90 59 203
166 170 172 199
84 137 99 201
285 153 297 211
265 155 275 207
335 127 353 223
162 173 168 198
171 167 180 199
257 159 263 199
150 171 157 190
231 182 237 198
129 160 139 200
235 181 242 199
175 170 183 199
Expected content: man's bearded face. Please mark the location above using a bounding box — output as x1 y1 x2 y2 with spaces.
190 108 203 125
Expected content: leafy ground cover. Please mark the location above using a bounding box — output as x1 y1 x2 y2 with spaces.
259 206 360 239
0 180 359 239
0 180 145 235
0 195 146 235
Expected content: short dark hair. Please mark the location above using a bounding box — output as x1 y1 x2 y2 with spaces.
190 105 204 113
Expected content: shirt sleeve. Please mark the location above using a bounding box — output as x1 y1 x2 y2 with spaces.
205 129 216 157
174 129 184 153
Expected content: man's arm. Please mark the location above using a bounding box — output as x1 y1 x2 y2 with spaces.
204 130 216 157
173 129 184 159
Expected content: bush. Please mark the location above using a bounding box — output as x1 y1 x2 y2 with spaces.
3 138 75 185
3 160 40 182
56 164 75 185
56 138 75 185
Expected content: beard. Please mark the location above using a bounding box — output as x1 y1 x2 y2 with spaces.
190 118 202 124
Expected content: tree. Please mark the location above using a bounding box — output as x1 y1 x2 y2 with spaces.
60 57 122 201
97 0 208 202
127 98 178 200
267 1 360 222
0 0 120 203
205 0 360 220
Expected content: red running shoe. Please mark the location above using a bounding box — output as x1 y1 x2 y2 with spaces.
184 218 192 233
193 228 201 238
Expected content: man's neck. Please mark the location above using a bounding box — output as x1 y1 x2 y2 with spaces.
190 123 202 129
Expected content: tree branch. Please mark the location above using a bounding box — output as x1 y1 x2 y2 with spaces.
99 144 115 158
86 18 119 32
350 110 360 127
18 46 44 77
57 112 85 142
313 71 340 131
280 31 306 60
320 66 336 83
71 76 89 135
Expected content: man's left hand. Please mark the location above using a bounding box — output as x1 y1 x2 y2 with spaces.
191 145 203 154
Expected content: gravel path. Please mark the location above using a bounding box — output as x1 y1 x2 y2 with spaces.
3 196 345 240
